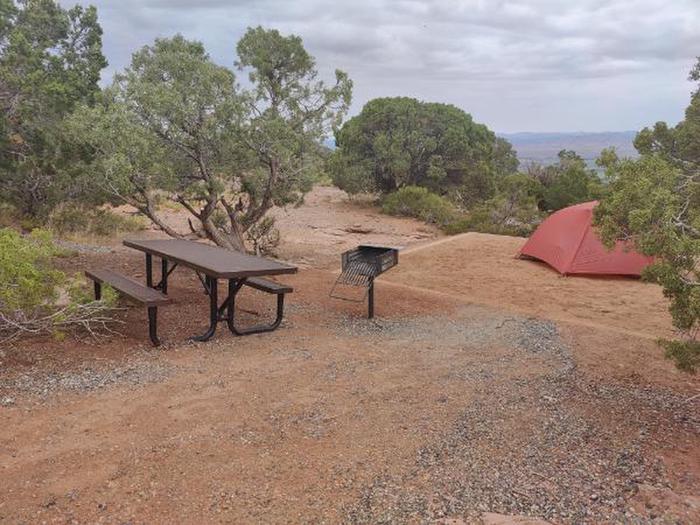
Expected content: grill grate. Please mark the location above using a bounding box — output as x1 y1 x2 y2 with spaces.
329 245 399 315
337 259 377 286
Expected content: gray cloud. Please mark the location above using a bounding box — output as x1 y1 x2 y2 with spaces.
65 0 700 131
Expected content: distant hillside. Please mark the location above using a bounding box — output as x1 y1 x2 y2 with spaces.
499 131 639 167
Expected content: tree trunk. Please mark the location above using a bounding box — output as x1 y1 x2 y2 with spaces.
142 202 185 240
201 218 246 252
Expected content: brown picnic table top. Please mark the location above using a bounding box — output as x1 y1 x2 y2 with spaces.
123 238 298 279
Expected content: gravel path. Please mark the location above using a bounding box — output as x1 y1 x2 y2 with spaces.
334 309 698 524
0 359 175 403
54 238 114 254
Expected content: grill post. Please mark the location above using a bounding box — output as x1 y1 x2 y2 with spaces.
330 245 398 320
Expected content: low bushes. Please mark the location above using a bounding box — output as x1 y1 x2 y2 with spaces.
381 186 458 226
381 183 540 237
49 205 145 237
443 209 536 237
0 228 117 342
246 216 281 256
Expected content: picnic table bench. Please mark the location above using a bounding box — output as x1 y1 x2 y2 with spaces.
85 239 297 345
85 268 171 345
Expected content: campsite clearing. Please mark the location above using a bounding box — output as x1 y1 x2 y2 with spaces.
0 187 698 524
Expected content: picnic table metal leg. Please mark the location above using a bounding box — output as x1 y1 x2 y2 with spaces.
227 278 286 336
225 279 246 335
148 306 161 346
154 260 177 292
161 258 168 294
191 276 219 342
146 253 153 288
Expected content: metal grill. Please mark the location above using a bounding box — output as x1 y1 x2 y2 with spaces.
330 245 399 318
335 259 377 287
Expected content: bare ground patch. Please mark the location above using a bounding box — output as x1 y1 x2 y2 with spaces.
1 192 698 524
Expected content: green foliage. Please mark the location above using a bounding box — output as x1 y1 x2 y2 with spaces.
534 150 604 212
330 97 517 205
445 174 542 236
0 0 107 217
49 205 145 237
596 147 620 170
382 175 541 236
595 131 700 370
443 210 530 237
89 210 145 237
70 29 351 251
327 152 376 195
596 57 700 371
381 186 457 226
0 227 116 341
660 340 700 373
0 228 63 312
0 201 20 228
634 90 700 177
246 216 280 256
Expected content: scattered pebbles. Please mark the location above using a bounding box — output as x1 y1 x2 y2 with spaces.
337 308 698 524
0 360 174 400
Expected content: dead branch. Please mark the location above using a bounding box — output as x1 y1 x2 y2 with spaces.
0 301 123 344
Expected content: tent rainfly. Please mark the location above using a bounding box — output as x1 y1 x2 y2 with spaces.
519 200 653 276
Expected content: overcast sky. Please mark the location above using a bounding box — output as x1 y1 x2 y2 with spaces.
68 0 699 133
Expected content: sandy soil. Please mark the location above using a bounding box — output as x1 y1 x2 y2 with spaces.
386 232 691 391
1 187 698 524
271 186 441 268
395 233 673 340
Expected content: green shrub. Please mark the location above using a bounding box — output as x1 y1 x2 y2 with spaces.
329 153 377 195
330 97 517 200
90 209 145 236
49 205 145 237
49 205 91 234
532 150 605 212
382 186 457 226
443 209 535 237
381 185 538 236
0 229 64 313
444 174 542 237
0 203 20 229
0 228 117 342
246 216 280 256
210 208 229 231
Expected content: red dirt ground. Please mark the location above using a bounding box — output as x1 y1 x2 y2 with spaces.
1 187 698 524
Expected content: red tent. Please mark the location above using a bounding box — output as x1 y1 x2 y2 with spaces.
519 200 653 276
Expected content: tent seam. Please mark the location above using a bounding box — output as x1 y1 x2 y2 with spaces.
567 208 593 273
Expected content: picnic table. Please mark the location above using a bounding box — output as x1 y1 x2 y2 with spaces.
87 238 297 345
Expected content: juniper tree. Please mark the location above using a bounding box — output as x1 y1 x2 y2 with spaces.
0 0 106 217
595 58 700 372
70 28 351 251
329 97 517 206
